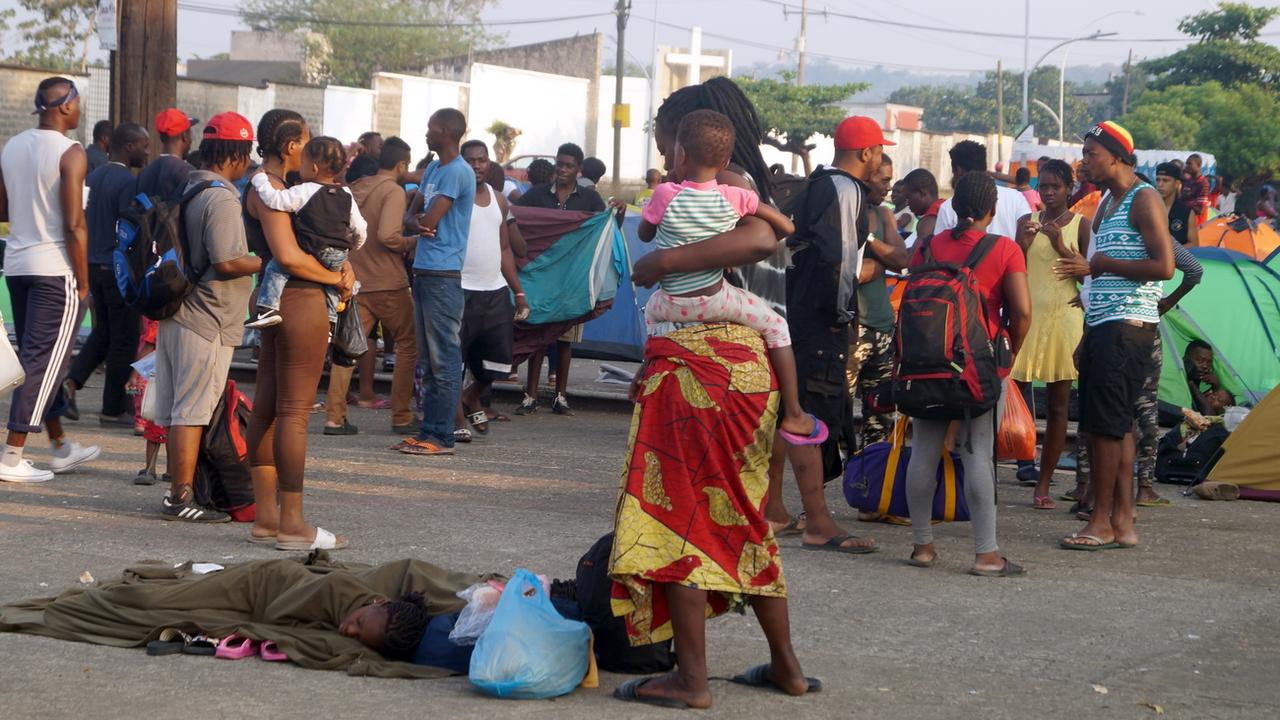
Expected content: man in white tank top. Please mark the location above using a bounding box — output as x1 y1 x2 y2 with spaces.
452 140 530 440
0 77 101 483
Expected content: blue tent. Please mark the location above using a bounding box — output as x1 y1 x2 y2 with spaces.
579 215 655 361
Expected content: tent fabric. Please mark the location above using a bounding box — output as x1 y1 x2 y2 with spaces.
580 215 655 361
1197 215 1280 261
1206 385 1280 500
1157 248 1280 408
510 206 626 360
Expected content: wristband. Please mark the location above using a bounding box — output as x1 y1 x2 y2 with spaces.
515 292 526 297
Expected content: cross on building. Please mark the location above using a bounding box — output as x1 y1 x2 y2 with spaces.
665 27 728 89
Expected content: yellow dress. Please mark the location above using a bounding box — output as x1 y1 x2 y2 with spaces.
1011 212 1085 383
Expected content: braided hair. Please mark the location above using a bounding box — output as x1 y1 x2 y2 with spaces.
1038 159 1074 189
952 172 998 234
303 136 347 178
654 76 772 204
256 109 306 161
381 591 429 661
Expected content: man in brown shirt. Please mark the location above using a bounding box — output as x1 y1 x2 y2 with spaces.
324 137 419 434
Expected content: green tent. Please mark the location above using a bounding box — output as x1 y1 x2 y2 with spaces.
1159 248 1280 408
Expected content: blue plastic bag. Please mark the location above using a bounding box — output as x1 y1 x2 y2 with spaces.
469 568 591 699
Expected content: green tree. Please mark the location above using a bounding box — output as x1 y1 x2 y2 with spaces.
735 74 867 173
1141 2 1280 92
888 67 1100 138
9 0 99 73
1122 81 1280 179
242 0 500 86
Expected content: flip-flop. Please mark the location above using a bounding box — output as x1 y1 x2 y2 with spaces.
247 533 277 545
1115 541 1138 549
969 558 1026 577
612 677 690 709
1033 495 1057 510
182 633 219 656
260 640 288 662
394 437 455 456
772 515 805 537
215 634 260 660
1136 496 1172 507
907 550 936 568
146 628 190 656
1058 533 1118 551
275 527 348 552
465 409 491 435
453 428 473 444
802 534 878 555
730 663 823 694
778 414 829 446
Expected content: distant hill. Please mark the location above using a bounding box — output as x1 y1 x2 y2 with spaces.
740 59 1123 102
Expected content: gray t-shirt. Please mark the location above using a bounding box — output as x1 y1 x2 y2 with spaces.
171 169 253 346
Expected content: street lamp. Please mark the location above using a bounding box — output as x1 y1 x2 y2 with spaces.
1021 31 1116 130
1056 11 1143 142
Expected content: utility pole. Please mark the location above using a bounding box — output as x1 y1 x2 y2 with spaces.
115 0 177 156
612 0 629 191
1121 48 1133 115
791 0 807 172
996 60 1004 167
1020 0 1030 128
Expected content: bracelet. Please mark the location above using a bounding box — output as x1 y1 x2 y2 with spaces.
515 292 526 297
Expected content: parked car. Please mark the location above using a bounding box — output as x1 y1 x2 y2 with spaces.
503 154 555 184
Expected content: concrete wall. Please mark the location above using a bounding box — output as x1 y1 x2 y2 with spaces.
372 73 467 164
420 34 602 156
271 83 326 130
469 64 589 162
0 65 90 147
231 30 308 62
322 86 375 144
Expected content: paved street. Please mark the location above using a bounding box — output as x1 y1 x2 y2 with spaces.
0 370 1277 720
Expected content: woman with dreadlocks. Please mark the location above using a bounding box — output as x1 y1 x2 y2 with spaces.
902 172 1031 577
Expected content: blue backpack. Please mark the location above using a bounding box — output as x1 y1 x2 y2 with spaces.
113 180 221 320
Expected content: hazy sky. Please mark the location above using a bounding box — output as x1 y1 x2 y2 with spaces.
20 0 1278 83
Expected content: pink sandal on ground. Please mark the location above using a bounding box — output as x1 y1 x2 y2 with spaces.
778 414 829 446
215 634 260 660
1033 495 1057 510
259 640 288 662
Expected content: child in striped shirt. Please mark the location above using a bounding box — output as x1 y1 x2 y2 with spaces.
638 109 823 445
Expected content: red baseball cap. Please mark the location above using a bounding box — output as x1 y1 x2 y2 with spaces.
834 116 895 151
202 112 255 141
155 108 199 136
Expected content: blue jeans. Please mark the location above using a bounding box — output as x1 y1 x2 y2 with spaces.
257 246 348 321
412 273 464 447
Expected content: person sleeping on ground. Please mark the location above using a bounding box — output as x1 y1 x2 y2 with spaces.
0 554 504 678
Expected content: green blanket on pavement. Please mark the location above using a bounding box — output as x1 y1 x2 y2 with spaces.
0 552 503 678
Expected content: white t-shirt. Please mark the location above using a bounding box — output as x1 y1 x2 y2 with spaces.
461 188 507 292
934 183 1032 239
1 128 79 276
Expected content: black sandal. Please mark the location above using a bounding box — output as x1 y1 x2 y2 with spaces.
465 409 490 435
730 663 823 694
613 678 691 709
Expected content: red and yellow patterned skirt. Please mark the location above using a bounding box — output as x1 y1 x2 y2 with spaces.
609 323 784 645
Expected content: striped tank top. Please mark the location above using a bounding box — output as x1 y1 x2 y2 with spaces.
654 185 745 295
1084 182 1163 327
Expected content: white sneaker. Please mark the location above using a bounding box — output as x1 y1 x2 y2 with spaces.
0 459 55 483
245 309 283 329
49 443 101 475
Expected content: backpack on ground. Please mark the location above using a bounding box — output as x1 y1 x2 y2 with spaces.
114 180 222 321
575 532 675 674
192 379 256 521
893 233 1010 420
1156 424 1230 485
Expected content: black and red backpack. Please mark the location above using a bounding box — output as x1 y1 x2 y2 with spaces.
893 234 1011 420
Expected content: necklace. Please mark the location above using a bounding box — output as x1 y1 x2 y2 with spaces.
1100 178 1140 222
1041 208 1071 227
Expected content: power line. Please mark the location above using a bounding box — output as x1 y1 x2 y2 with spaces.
175 2 614 28
756 0 1280 43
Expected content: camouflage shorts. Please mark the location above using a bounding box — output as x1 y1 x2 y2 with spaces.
848 324 896 448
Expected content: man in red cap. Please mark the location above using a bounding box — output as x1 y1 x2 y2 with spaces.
764 116 906 555
137 107 199 202
154 112 261 523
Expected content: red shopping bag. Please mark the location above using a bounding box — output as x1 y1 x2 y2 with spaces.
996 381 1037 461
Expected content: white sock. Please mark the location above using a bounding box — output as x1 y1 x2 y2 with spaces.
1 445 24 467
52 439 72 459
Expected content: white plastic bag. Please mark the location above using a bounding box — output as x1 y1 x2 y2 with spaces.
0 320 25 399
133 353 157 421
1224 406 1250 433
448 582 504 646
